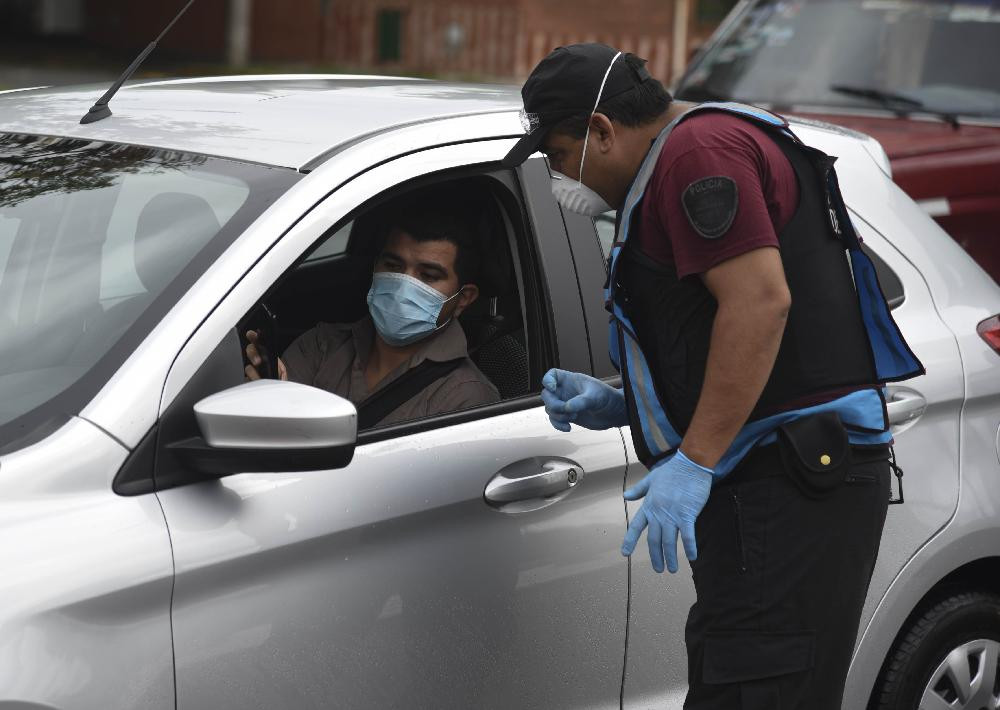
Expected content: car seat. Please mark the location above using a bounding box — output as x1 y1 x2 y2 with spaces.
70 192 221 366
461 195 530 399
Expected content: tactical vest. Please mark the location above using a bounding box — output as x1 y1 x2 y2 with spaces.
606 103 924 476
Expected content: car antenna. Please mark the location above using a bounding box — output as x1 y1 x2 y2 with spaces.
79 0 197 125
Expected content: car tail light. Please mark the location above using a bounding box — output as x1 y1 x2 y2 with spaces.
978 315 1000 355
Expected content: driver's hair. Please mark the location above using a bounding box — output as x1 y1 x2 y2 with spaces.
377 191 483 286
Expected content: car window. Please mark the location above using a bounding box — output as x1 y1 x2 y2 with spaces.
0 133 301 448
678 0 1000 119
303 221 352 263
238 173 536 433
863 244 905 310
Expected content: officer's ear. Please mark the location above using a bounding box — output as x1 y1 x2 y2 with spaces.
590 113 616 154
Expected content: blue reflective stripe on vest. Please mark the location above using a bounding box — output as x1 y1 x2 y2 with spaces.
713 388 891 478
621 326 681 455
606 102 915 477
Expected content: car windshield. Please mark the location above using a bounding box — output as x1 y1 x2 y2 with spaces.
678 0 1000 119
0 133 299 448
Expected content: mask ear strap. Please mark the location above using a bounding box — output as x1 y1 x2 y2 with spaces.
579 50 623 184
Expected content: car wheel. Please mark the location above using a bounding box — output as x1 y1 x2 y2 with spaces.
871 590 1000 710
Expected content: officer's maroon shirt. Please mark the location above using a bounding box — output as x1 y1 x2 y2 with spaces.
632 110 867 413
634 111 798 276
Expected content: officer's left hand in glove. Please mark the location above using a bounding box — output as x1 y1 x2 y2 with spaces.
621 450 714 573
540 368 629 432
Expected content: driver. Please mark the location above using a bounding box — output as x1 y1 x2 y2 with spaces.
244 202 500 427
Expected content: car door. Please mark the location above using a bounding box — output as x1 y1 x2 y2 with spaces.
153 142 630 710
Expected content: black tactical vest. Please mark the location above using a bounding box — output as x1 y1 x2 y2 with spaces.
614 124 878 434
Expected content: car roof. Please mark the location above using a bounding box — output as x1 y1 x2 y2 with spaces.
0 74 893 180
0 75 523 170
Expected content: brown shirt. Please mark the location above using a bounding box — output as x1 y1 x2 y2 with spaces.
281 316 500 428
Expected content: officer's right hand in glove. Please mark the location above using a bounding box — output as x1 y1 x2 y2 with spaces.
621 450 714 573
540 368 629 432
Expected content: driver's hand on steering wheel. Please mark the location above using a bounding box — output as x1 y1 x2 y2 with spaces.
244 330 288 381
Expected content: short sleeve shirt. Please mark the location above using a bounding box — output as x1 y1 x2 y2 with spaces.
633 111 799 276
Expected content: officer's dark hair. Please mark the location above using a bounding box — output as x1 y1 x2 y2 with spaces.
383 195 482 286
551 54 673 139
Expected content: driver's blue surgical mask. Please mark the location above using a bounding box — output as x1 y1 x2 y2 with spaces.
550 50 622 217
366 271 463 347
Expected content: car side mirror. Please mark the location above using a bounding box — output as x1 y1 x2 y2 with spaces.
167 380 357 476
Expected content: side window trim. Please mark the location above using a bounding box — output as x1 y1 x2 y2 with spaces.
564 207 618 379
516 157 591 376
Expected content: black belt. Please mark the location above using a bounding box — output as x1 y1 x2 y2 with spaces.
717 442 892 489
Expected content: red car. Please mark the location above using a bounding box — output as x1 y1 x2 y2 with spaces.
675 0 1000 283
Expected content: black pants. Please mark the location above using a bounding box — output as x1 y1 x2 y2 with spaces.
683 445 891 710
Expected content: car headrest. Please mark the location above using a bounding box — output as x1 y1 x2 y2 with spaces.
135 192 221 294
473 197 514 299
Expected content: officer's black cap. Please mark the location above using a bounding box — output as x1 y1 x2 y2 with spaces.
501 43 651 168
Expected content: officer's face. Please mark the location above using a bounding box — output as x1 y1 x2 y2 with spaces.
542 113 628 209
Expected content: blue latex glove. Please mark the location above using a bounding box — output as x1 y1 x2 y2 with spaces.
621 450 714 573
540 368 629 432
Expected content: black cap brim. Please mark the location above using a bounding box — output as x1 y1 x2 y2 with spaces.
501 125 549 168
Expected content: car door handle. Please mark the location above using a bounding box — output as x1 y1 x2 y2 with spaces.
484 458 582 504
886 387 927 426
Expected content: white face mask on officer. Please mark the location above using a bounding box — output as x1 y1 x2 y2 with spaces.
550 51 622 217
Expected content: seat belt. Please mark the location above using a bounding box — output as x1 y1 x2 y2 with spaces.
356 358 464 430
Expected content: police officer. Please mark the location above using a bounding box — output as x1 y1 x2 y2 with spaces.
501 44 923 709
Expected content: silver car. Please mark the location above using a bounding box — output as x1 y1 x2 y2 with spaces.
0 76 998 710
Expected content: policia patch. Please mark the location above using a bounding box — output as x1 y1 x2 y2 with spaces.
682 176 739 239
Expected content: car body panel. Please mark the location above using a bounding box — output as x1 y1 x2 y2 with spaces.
620 433 698 709
0 417 174 709
843 178 1000 709
160 412 628 710
0 76 521 170
778 110 1000 161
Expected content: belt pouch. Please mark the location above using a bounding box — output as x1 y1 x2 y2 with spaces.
775 411 850 499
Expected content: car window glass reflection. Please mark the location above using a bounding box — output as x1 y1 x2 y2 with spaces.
0 133 297 436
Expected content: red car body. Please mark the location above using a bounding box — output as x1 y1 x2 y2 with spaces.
805 113 1000 282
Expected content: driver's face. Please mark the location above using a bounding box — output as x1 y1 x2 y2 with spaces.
372 229 479 324
374 229 460 298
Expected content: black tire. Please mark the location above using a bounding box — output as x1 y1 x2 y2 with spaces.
870 589 1000 710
